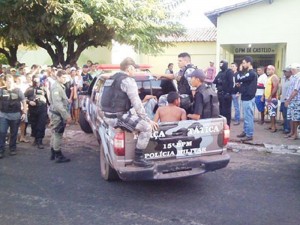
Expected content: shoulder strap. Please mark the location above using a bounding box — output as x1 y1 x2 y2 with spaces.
110 72 128 87
182 64 197 76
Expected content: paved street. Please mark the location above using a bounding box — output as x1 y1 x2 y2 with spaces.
1 126 300 225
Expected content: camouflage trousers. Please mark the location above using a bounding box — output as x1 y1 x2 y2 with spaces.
49 112 66 151
105 113 152 149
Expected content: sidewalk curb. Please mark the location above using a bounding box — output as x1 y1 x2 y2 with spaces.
228 140 300 156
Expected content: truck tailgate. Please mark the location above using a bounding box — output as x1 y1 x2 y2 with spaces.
144 118 226 160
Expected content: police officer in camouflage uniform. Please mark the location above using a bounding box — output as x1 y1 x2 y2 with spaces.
101 57 158 168
0 74 27 158
48 70 72 163
25 75 48 149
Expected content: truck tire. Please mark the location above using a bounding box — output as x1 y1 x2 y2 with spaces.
79 110 93 134
100 144 119 181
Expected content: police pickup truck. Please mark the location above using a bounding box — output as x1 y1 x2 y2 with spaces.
79 65 230 181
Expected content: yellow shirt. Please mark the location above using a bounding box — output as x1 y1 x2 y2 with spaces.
264 74 277 99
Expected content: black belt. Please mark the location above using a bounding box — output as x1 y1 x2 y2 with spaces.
104 112 125 119
218 91 231 96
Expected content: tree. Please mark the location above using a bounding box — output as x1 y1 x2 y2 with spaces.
0 44 18 67
0 53 9 65
0 0 185 66
0 5 21 67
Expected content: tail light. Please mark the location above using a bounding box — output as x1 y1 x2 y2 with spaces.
114 132 125 156
223 124 230 146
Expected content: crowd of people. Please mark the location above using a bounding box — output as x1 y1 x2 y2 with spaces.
214 59 300 141
0 54 299 165
157 54 300 143
0 61 98 161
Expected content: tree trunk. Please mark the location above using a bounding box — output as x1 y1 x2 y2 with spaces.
8 45 18 67
35 38 92 67
35 38 58 66
0 45 18 67
65 41 87 67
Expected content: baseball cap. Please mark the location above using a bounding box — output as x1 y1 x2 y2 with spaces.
189 69 206 82
10 68 17 72
70 67 77 71
290 63 300 69
82 64 89 68
283 65 292 72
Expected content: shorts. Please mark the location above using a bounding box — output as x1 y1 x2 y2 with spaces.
266 98 278 117
287 101 300 121
255 95 265 112
78 95 84 108
72 98 79 109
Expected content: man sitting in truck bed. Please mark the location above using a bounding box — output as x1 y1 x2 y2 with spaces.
138 87 157 120
101 57 159 168
153 91 187 122
187 69 220 120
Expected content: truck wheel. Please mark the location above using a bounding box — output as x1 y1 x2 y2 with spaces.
100 144 119 181
79 110 93 134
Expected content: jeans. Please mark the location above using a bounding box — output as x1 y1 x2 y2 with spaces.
0 117 21 152
280 102 290 132
232 94 240 122
242 98 255 137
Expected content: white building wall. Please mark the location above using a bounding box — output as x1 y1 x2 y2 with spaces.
216 0 300 66
139 42 216 74
17 46 112 67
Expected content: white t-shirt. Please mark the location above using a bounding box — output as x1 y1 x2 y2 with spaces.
256 73 268 96
74 75 83 88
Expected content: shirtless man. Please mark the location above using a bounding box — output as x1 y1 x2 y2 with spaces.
153 92 186 122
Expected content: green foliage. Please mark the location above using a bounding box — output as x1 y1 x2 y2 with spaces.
0 53 8 65
0 0 186 65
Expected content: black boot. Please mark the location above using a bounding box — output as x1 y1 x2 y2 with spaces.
37 138 44 149
133 148 153 168
32 138 37 146
50 148 55 160
55 150 71 163
9 149 17 156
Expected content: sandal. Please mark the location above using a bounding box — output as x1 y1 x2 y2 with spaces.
284 134 292 138
288 136 297 140
270 129 277 133
20 138 30 143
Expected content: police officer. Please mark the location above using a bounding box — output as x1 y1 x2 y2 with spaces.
176 53 196 96
24 75 48 149
0 74 27 158
213 60 234 126
153 52 196 113
101 57 158 168
48 70 72 163
187 69 219 120
175 53 196 113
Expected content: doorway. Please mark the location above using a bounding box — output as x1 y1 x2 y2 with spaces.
234 54 275 68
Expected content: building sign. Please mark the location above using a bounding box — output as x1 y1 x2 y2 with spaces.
234 47 276 55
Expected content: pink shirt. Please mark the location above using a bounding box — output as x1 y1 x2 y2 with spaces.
205 66 216 83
